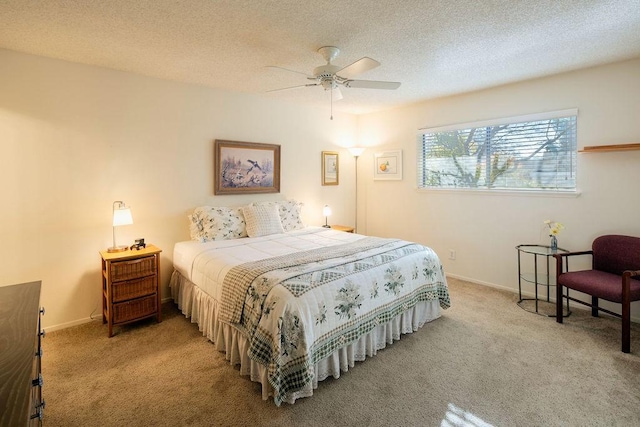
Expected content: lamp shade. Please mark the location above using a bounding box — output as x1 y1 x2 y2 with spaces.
108 201 133 253
322 204 331 228
113 206 133 226
348 147 365 157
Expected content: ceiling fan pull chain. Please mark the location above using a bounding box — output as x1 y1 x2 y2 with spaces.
330 86 333 120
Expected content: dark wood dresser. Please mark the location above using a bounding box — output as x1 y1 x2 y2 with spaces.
0 281 45 426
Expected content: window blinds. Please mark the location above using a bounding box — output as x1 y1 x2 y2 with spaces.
417 110 577 191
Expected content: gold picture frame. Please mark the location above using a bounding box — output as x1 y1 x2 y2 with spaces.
214 140 281 195
322 151 339 186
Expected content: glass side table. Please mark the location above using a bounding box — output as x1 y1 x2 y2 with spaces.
516 244 571 317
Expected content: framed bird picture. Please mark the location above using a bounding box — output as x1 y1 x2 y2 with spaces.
214 140 281 195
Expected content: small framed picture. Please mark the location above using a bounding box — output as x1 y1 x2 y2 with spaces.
374 150 403 180
322 151 339 185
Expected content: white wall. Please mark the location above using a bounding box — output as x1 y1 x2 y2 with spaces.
0 49 358 330
2 48 639 329
356 58 640 320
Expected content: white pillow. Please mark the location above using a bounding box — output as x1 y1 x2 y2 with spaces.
242 204 285 237
250 200 305 232
188 206 247 242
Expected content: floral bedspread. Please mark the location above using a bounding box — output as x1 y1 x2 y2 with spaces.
218 236 450 405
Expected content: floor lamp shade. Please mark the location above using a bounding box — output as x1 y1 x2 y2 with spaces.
108 201 133 253
348 147 365 157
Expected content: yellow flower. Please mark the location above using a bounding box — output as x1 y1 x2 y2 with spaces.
544 220 564 236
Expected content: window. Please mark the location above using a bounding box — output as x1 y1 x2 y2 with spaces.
417 109 577 192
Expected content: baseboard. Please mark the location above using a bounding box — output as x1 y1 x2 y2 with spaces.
445 273 640 323
446 273 518 295
45 297 175 333
44 316 99 333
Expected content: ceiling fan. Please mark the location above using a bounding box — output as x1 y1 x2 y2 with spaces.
267 46 401 119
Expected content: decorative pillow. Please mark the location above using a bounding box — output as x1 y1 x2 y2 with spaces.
250 200 305 232
188 206 247 242
242 204 285 238
278 200 305 231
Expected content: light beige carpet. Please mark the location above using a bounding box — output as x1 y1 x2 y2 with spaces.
42 278 640 426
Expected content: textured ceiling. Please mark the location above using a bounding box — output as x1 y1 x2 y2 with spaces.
1 0 639 115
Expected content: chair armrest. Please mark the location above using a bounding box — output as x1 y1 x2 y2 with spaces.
622 270 640 305
553 250 593 276
552 250 593 260
623 270 640 279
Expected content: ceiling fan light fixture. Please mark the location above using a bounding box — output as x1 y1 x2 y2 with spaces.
320 79 335 90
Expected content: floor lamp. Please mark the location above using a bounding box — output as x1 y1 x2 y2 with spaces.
348 147 365 233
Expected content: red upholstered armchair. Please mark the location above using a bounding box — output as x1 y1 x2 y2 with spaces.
553 235 640 353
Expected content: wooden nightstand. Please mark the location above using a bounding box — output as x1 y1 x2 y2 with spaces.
100 245 162 337
331 225 355 233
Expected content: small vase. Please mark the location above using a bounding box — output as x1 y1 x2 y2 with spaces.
550 235 558 251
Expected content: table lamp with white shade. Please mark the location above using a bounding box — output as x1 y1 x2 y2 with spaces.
322 205 332 228
108 201 133 253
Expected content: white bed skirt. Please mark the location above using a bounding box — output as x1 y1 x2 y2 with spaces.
169 270 442 404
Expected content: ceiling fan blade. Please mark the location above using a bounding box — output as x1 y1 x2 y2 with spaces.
343 80 401 90
265 65 315 79
336 57 380 79
266 83 320 93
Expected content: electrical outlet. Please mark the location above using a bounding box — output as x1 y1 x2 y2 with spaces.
449 250 456 260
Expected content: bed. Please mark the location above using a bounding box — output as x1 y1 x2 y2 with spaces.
169 203 450 405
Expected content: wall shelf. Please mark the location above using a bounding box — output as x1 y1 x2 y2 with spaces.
579 143 640 153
